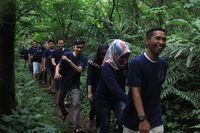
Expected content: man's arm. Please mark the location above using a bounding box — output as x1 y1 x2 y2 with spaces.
51 58 57 66
54 63 62 79
132 87 151 132
41 56 46 71
62 55 83 73
87 85 93 101
87 62 94 102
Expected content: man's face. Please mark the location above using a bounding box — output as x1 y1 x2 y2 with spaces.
74 44 85 56
146 30 166 56
57 40 65 50
48 42 55 49
32 42 38 48
44 43 49 49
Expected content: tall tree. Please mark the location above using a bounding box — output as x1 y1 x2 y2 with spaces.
0 0 16 114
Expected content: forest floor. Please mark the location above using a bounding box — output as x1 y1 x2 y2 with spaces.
42 85 96 133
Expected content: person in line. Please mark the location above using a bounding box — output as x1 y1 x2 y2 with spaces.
28 41 43 79
95 39 131 133
54 37 86 133
87 44 109 131
51 38 70 92
42 39 56 93
123 28 168 133
19 45 29 68
28 42 35 74
41 42 49 84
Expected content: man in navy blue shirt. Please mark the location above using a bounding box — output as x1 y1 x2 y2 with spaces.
41 39 56 92
123 28 168 133
51 38 70 67
28 41 44 79
19 45 29 68
51 38 70 91
54 37 86 133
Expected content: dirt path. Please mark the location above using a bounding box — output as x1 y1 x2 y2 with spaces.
40 82 97 133
51 92 96 133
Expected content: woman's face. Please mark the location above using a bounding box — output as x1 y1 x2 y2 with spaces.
118 53 130 65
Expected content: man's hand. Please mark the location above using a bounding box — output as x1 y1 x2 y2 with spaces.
54 72 62 79
62 55 68 61
87 92 93 102
139 119 151 133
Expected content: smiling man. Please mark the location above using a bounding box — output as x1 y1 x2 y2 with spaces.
123 28 168 133
54 37 86 133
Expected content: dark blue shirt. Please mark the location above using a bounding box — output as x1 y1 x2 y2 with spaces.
20 48 28 60
28 46 44 63
95 63 127 104
52 48 70 64
87 60 101 94
43 49 54 71
28 47 35 56
59 52 86 91
123 54 168 130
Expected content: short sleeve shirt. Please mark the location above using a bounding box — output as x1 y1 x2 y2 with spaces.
59 52 87 91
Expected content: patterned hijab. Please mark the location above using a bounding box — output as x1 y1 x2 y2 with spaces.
103 39 131 70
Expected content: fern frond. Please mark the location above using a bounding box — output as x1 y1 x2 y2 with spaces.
161 85 200 108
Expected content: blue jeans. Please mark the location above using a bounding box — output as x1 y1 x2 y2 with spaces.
95 100 125 133
57 88 80 127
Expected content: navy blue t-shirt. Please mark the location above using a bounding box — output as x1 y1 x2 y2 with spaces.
43 49 54 73
20 48 28 60
29 46 44 63
95 63 127 104
87 60 101 94
59 52 86 91
52 48 70 64
123 54 168 130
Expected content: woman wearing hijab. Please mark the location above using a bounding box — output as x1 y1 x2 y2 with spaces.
94 39 131 133
87 44 109 131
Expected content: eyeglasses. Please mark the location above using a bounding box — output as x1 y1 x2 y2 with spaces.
58 43 64 44
76 46 84 49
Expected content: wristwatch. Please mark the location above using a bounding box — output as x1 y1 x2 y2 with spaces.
138 115 147 122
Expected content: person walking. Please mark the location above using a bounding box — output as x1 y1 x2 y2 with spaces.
123 28 168 133
54 37 86 133
87 44 109 131
95 39 131 133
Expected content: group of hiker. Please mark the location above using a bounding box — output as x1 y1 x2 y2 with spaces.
19 27 168 133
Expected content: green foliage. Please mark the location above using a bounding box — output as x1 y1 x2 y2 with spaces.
79 72 90 119
0 61 67 133
161 17 200 131
15 0 200 132
0 109 56 133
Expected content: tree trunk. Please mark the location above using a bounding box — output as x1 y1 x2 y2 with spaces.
0 0 16 114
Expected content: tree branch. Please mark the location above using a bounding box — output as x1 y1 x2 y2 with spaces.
109 0 115 22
